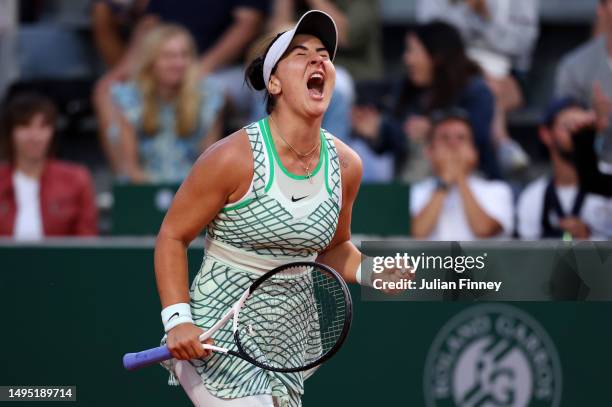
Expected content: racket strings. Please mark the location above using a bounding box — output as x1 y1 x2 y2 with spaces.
313 271 346 348
237 265 348 371
239 280 318 368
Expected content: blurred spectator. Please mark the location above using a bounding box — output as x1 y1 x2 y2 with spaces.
555 0 612 200
0 0 18 101
354 22 501 181
18 0 95 80
416 0 539 111
106 24 225 183
94 0 267 153
556 0 612 109
92 7 160 173
410 110 513 240
144 0 268 121
270 0 383 82
573 124 612 198
416 0 537 175
350 81 398 181
91 0 150 69
0 92 98 239
145 0 267 66
518 98 612 240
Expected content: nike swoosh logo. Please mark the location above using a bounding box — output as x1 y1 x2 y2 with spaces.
291 195 309 202
168 312 179 321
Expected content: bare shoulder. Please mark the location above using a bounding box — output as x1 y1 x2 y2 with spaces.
332 136 363 189
188 128 252 196
199 128 250 165
194 129 251 173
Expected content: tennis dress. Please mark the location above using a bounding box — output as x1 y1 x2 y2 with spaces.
161 117 342 407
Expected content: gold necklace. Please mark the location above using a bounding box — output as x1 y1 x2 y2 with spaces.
300 152 318 181
270 116 320 157
269 117 320 181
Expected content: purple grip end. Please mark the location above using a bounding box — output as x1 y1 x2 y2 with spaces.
123 345 172 371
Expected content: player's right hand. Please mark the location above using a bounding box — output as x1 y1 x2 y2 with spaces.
167 323 214 360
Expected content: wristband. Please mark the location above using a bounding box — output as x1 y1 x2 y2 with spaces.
355 263 363 285
161 303 194 333
355 263 374 287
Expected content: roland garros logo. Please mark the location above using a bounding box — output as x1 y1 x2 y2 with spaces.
424 304 562 407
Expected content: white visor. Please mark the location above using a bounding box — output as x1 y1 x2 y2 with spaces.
262 10 338 87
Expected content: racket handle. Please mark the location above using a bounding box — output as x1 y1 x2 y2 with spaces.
123 345 172 371
202 344 229 354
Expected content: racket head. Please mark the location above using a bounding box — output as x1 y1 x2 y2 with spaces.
233 261 352 373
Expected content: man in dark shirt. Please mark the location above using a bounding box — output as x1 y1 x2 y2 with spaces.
146 0 269 75
517 98 612 239
143 0 270 124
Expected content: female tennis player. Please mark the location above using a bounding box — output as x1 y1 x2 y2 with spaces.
154 10 388 407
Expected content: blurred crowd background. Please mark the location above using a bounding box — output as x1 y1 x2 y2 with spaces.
1 0 612 241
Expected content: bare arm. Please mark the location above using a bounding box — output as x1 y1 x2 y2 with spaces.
306 0 350 46
92 75 123 173
474 0 539 58
457 176 502 237
101 15 159 83
155 132 251 307
117 114 148 183
91 3 126 68
90 14 159 174
155 131 251 360
316 139 363 283
318 139 414 293
268 0 296 30
411 189 448 238
200 7 265 74
412 146 454 238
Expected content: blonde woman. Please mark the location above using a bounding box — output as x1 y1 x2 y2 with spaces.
110 24 224 183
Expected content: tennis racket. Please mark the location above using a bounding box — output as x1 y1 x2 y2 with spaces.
123 261 352 373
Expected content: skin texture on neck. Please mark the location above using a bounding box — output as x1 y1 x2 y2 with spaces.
269 105 323 154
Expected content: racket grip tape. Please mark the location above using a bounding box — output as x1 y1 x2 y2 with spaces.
123 345 172 371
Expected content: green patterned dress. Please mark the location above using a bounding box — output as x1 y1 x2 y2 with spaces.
162 117 342 407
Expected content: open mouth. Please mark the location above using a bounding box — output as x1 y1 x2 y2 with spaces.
307 71 325 100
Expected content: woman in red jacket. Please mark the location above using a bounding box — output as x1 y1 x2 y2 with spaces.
0 92 98 239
